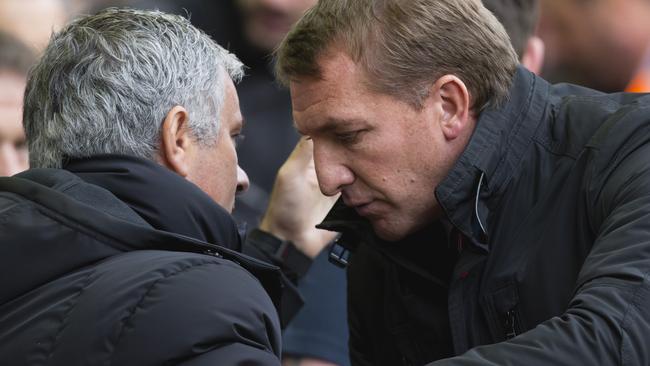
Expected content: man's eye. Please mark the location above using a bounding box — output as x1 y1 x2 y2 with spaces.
335 130 365 145
232 133 245 148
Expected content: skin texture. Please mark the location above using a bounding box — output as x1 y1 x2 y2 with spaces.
290 49 476 242
159 76 249 213
237 0 317 52
539 0 650 91
0 72 28 176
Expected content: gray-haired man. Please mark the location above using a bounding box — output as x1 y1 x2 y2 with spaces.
0 8 322 365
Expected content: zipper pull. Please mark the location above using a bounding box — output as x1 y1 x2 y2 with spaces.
504 309 518 340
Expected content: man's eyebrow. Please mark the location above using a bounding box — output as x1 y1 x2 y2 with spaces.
294 117 367 135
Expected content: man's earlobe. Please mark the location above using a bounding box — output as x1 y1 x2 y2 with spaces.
159 106 191 177
435 75 472 141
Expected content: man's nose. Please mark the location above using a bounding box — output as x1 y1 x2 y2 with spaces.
236 165 250 194
313 143 354 196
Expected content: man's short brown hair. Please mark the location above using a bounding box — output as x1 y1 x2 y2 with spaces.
276 0 518 110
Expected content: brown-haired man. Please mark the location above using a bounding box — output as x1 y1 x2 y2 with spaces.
273 0 650 364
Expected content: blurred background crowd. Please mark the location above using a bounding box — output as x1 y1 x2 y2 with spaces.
1 0 649 365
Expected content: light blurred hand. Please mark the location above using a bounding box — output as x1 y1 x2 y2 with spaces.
260 137 339 258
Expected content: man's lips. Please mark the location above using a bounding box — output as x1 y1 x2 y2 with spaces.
343 197 376 216
354 202 376 217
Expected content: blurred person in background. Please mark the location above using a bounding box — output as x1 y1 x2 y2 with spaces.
484 0 544 75
539 0 650 92
0 31 35 176
0 0 69 50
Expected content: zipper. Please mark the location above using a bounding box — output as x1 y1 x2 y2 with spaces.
503 309 518 340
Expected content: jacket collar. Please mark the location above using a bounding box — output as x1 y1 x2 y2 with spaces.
321 67 551 249
64 154 242 251
436 66 551 245
0 168 282 310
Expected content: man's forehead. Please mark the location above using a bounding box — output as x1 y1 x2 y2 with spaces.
221 77 243 127
289 52 367 110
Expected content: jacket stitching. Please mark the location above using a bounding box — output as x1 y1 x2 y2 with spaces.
44 269 95 362
619 270 650 366
106 259 219 366
0 200 28 225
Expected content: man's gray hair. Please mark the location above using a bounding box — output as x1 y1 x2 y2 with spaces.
23 7 244 168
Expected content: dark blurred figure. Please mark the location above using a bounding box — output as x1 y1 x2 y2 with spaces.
0 32 35 176
484 0 545 74
539 0 650 92
238 0 316 54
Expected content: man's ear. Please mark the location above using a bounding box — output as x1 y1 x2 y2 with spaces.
432 74 473 141
159 105 192 177
521 36 546 75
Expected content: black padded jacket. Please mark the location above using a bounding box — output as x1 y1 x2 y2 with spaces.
0 166 283 365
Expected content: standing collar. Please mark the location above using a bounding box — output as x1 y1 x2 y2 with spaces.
435 66 551 244
0 168 282 310
64 154 242 251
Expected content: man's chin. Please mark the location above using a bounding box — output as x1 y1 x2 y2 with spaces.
370 220 410 242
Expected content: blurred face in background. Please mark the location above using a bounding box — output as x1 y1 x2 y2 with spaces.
0 71 28 176
237 0 317 52
0 0 67 50
539 0 650 91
